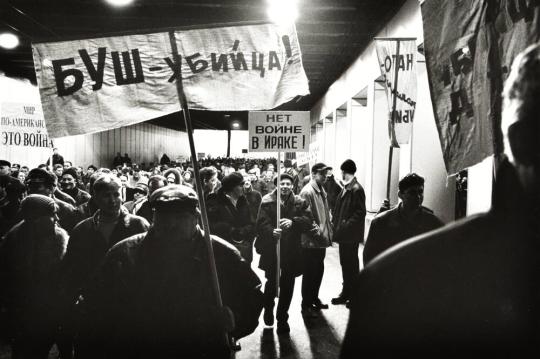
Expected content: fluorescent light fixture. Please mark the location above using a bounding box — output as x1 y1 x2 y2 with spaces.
105 0 134 7
267 0 298 25
231 121 240 129
0 33 19 49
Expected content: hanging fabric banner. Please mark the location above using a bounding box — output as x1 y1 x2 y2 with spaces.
32 22 309 138
375 38 417 147
421 0 540 175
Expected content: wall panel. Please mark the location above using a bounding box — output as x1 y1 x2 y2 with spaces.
51 122 190 169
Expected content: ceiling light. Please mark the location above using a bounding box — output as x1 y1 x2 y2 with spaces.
267 0 298 25
231 121 240 129
105 0 134 7
0 33 19 50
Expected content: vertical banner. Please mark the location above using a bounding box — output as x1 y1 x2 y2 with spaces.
421 0 540 175
375 38 417 146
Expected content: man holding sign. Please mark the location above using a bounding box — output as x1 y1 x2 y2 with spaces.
255 173 313 334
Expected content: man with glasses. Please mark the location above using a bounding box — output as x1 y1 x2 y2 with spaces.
363 173 443 265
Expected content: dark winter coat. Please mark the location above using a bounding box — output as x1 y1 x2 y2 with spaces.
363 203 443 265
64 187 91 207
256 190 313 276
55 197 81 233
342 160 540 357
79 229 263 359
323 175 342 213
76 197 99 220
61 208 149 301
207 189 255 245
244 188 262 224
332 177 366 244
0 219 69 337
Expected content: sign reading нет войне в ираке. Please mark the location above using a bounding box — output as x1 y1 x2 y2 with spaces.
248 111 310 152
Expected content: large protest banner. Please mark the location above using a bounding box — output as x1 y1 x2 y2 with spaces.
32 22 309 138
375 38 417 146
248 111 310 152
422 1 540 175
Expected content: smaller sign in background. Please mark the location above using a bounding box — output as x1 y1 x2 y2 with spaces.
248 111 310 152
0 101 53 167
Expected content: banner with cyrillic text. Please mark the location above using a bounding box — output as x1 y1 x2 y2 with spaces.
375 39 417 146
421 1 540 174
249 111 310 152
33 23 310 138
0 101 53 166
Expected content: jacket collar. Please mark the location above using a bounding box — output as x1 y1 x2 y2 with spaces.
92 206 129 227
310 179 327 198
344 177 357 190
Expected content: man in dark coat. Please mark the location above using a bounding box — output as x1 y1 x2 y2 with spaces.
78 185 263 359
256 173 313 334
323 167 342 213
199 166 219 200
363 173 444 265
133 175 167 224
61 174 149 358
207 172 255 263
0 162 26 236
112 152 123 168
341 39 540 359
46 148 64 166
243 176 262 224
331 159 366 306
26 168 80 233
0 195 69 358
62 174 150 299
60 167 91 206
76 172 101 220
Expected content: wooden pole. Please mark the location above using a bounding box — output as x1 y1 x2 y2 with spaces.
386 40 401 202
276 151 281 297
167 30 229 350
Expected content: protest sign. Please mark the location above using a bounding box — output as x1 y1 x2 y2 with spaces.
0 101 53 166
32 22 309 138
375 38 417 146
248 111 310 152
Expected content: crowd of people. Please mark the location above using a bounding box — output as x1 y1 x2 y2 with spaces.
0 147 447 357
1 43 540 357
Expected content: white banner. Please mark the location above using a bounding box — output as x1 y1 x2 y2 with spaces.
0 101 54 166
248 111 310 152
375 38 417 146
33 23 310 138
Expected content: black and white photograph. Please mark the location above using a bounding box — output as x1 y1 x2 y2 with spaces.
1 0 539 358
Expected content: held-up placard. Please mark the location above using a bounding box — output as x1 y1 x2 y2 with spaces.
249 111 310 152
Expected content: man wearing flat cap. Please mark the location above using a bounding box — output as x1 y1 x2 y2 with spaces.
78 184 263 359
299 163 333 315
207 172 256 263
0 194 69 358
